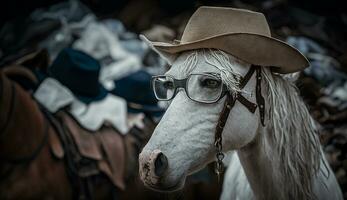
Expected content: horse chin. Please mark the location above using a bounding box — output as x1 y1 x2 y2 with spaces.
188 161 210 175
144 177 185 192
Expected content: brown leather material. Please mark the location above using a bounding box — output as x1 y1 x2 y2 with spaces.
49 125 65 159
97 126 126 190
237 94 257 113
0 69 129 198
255 66 266 126
14 49 50 71
215 94 235 142
60 114 103 161
0 71 47 162
238 66 255 89
2 65 38 86
48 112 126 190
214 65 266 153
0 72 14 134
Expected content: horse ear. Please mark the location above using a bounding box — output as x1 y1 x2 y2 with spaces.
140 35 177 65
281 72 301 83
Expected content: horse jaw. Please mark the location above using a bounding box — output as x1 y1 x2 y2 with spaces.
139 50 260 191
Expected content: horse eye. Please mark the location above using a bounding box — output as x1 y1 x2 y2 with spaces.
163 81 174 89
199 78 221 89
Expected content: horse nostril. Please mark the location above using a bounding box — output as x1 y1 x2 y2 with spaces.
154 152 168 177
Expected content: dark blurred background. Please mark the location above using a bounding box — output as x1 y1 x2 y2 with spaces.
1 0 347 199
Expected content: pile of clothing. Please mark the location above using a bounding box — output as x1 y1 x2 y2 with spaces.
1 0 346 197
0 0 170 135
34 47 165 135
35 48 120 133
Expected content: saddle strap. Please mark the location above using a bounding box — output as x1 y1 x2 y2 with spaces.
42 108 92 200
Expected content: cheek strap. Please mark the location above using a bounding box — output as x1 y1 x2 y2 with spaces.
213 65 266 181
255 66 266 126
214 93 234 182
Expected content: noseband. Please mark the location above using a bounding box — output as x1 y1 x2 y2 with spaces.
214 65 265 180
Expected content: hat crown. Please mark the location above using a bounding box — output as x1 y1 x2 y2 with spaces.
50 48 105 100
181 6 271 43
113 70 157 105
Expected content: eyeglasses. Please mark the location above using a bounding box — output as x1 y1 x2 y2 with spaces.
151 73 229 104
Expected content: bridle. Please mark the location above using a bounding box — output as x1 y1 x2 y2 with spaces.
214 65 265 181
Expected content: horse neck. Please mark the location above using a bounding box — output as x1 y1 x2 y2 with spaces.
237 126 284 200
0 72 45 160
237 119 329 200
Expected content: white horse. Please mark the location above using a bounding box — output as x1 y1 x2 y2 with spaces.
139 49 343 200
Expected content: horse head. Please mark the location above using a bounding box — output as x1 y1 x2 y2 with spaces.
139 49 262 191
138 49 338 200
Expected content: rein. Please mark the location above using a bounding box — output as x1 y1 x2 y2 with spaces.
0 118 49 164
0 82 16 138
0 78 49 165
214 65 265 180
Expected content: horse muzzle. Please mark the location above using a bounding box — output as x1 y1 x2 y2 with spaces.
139 149 178 190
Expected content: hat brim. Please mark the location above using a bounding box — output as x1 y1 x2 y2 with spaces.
141 33 309 74
76 84 108 104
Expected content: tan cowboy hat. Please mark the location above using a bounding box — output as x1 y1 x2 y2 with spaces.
141 6 309 74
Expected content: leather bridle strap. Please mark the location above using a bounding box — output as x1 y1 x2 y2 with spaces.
255 66 265 126
214 94 235 146
215 65 265 140
214 65 258 146
213 65 265 180
214 93 234 180
239 66 255 89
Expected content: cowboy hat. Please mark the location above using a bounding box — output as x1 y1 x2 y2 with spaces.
49 48 108 104
141 6 309 74
111 70 165 116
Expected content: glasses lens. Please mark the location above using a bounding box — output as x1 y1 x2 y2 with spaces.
187 74 223 103
152 76 175 100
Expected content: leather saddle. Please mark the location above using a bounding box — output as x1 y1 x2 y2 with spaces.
2 57 129 197
48 111 126 190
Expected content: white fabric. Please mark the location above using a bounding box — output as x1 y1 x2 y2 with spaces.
34 78 75 113
34 78 129 134
73 22 142 88
70 95 128 134
127 113 145 129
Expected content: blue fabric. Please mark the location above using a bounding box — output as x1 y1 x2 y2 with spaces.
49 48 107 104
112 70 164 115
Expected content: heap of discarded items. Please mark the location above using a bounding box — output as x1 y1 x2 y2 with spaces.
0 0 346 198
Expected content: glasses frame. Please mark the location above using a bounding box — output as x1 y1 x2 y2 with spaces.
151 73 230 104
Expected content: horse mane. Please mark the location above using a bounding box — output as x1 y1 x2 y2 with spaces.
176 49 322 199
177 49 243 94
260 68 321 200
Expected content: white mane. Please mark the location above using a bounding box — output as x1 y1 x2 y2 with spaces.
261 68 322 199
177 49 244 93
